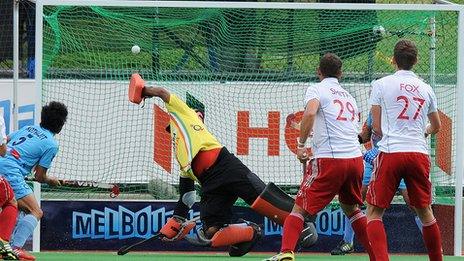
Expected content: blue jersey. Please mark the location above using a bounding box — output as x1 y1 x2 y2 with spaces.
0 125 58 177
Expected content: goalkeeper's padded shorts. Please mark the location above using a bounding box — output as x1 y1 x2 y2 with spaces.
197 147 266 230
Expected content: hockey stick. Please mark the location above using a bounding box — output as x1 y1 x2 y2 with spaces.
25 177 120 198
117 215 201 255
117 232 162 255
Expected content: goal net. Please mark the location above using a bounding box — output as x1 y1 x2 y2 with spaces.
38 3 460 206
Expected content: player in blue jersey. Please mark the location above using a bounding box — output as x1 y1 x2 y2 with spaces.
0 101 67 261
330 112 422 255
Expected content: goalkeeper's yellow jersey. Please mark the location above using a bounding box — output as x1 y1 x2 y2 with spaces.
166 94 222 182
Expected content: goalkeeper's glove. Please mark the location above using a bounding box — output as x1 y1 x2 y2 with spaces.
363 147 379 165
159 215 196 241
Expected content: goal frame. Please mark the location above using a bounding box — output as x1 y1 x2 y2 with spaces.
35 0 464 256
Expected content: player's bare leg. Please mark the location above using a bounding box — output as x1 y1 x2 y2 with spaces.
332 182 372 256
340 203 375 260
361 185 368 201
16 195 43 219
414 206 443 261
331 186 369 256
366 204 388 261
11 194 42 261
399 188 423 233
331 185 368 255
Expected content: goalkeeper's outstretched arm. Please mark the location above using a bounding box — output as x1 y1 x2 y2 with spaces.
142 86 171 103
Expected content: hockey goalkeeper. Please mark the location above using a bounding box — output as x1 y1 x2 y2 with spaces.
128 74 317 256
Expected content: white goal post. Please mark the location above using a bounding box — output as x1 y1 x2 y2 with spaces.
34 0 464 256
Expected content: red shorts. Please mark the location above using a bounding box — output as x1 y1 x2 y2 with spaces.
0 176 14 206
295 157 364 215
367 152 431 209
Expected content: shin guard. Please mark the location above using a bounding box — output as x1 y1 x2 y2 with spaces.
251 182 293 225
186 221 262 256
210 224 254 247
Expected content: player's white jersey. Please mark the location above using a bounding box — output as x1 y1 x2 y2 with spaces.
304 77 362 158
369 70 438 154
0 115 6 145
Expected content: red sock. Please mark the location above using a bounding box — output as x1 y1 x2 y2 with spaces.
280 212 304 252
348 210 375 261
422 219 443 261
0 202 18 241
367 219 389 261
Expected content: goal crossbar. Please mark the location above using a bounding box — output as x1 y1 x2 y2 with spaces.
37 0 464 11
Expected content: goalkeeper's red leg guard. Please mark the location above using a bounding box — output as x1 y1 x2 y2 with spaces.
160 217 182 239
251 183 293 225
175 221 196 241
210 224 254 248
160 216 196 241
251 196 289 225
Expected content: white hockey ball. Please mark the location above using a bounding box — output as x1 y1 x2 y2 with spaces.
131 45 141 54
